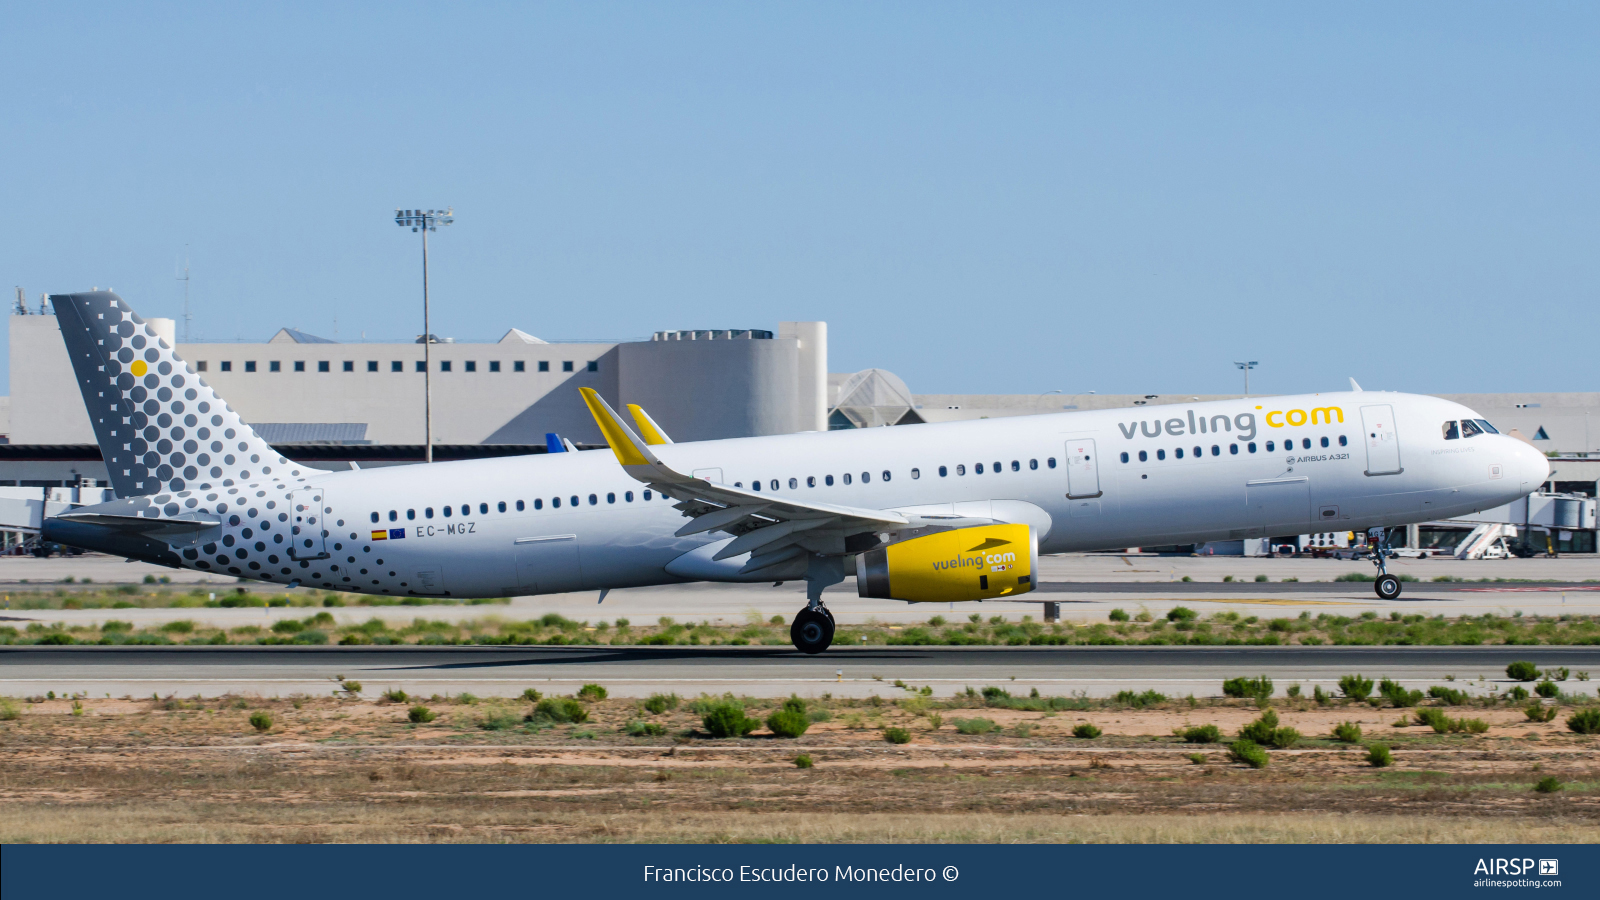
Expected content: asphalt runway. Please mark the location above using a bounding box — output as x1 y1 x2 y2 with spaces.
7 644 1598 700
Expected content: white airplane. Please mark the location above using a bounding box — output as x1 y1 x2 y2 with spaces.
43 291 1550 653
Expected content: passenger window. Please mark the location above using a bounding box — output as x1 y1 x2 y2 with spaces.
937 467 946 478
425 507 434 519
1266 441 1275 452
497 501 506 513
1339 435 1348 447
1157 450 1166 460
1302 439 1311 450
1460 419 1483 438
370 512 379 523
843 473 853 485
1442 420 1460 440
807 476 816 487
882 470 891 482
860 472 870 483
1175 448 1184 459
1193 446 1201 457
825 475 834 486
1047 458 1056 468
751 480 760 491
1320 437 1329 448
588 494 597 505
1029 459 1038 470
735 482 743 488
1011 460 1020 472
407 509 416 520
1211 445 1220 456
1138 450 1147 462
606 492 616 504
643 490 652 500
625 491 633 502
1248 442 1257 453
1120 452 1129 463
993 461 1001 473
519 500 528 511
975 463 985 474
770 479 780 491
955 465 965 476
442 506 451 517
1229 444 1238 455
789 478 798 489
389 510 397 521
480 503 489 514
910 468 919 479
553 497 561 508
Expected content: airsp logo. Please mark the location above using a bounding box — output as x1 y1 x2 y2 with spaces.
1539 859 1559 876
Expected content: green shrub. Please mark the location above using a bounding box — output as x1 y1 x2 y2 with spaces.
1188 752 1207 764
1427 686 1469 706
521 688 542 702
702 701 759 738
1181 724 1221 744
248 711 272 732
408 705 436 723
1167 606 1197 622
1332 721 1363 743
292 629 328 645
766 709 810 738
382 689 409 703
160 620 195 634
1365 744 1393 767
1508 686 1530 701
1534 681 1559 699
1567 708 1600 735
625 720 667 737
0 699 19 721
794 754 814 769
1227 739 1269 768
1222 675 1273 700
1338 674 1374 701
1534 776 1564 793
1238 709 1280 744
1312 685 1330 704
1108 608 1129 622
1458 718 1489 734
478 711 520 731
883 727 911 744
1073 723 1103 739
1506 660 1539 682
1525 704 1557 723
954 717 996 735
644 692 681 714
577 683 608 701
270 619 304 634
1112 689 1167 709
1378 678 1423 707
1267 726 1300 748
533 697 588 724
1415 708 1451 732
781 695 807 714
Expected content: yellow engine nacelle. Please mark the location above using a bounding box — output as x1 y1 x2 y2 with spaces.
855 523 1038 603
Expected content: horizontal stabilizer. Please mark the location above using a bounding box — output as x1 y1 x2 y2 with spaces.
55 512 221 532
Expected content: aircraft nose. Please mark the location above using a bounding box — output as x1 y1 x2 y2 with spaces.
1513 440 1551 490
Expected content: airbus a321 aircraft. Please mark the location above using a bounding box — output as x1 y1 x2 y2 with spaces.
43 292 1549 653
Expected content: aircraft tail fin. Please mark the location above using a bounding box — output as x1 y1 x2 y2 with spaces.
51 291 325 498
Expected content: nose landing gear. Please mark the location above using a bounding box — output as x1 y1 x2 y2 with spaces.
1366 527 1403 600
791 603 835 654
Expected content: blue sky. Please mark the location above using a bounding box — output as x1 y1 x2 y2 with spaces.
4 3 1596 398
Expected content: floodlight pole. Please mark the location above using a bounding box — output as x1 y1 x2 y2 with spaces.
1234 361 1259 398
395 208 453 463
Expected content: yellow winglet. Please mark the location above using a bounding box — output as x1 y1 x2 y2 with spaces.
579 388 652 467
627 404 673 445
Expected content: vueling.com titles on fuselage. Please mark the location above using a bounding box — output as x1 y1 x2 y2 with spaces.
1116 404 1347 442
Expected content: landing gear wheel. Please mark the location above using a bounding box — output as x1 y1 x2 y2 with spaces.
791 606 835 654
1375 574 1402 600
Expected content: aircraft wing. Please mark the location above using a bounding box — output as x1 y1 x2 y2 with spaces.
580 388 907 575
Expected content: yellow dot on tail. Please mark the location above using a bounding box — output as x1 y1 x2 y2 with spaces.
130 360 147 377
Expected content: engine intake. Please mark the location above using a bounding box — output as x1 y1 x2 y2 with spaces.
855 523 1037 602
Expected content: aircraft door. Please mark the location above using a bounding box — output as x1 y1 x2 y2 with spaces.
1246 477 1311 534
514 533 583 594
289 487 329 560
1360 404 1403 476
1065 439 1102 499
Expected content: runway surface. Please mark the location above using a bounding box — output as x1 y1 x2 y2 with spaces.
7 644 1598 700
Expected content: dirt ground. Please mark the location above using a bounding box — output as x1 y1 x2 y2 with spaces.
1 693 1596 843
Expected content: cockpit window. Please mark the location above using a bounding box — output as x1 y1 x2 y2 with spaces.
1459 419 1483 438
1476 419 1499 434
1442 420 1460 440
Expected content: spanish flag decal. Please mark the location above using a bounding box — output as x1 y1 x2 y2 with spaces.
371 530 388 541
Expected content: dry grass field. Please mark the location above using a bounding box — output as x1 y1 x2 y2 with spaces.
0 688 1596 843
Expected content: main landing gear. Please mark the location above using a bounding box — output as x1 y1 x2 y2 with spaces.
1367 526 1403 600
791 602 836 654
